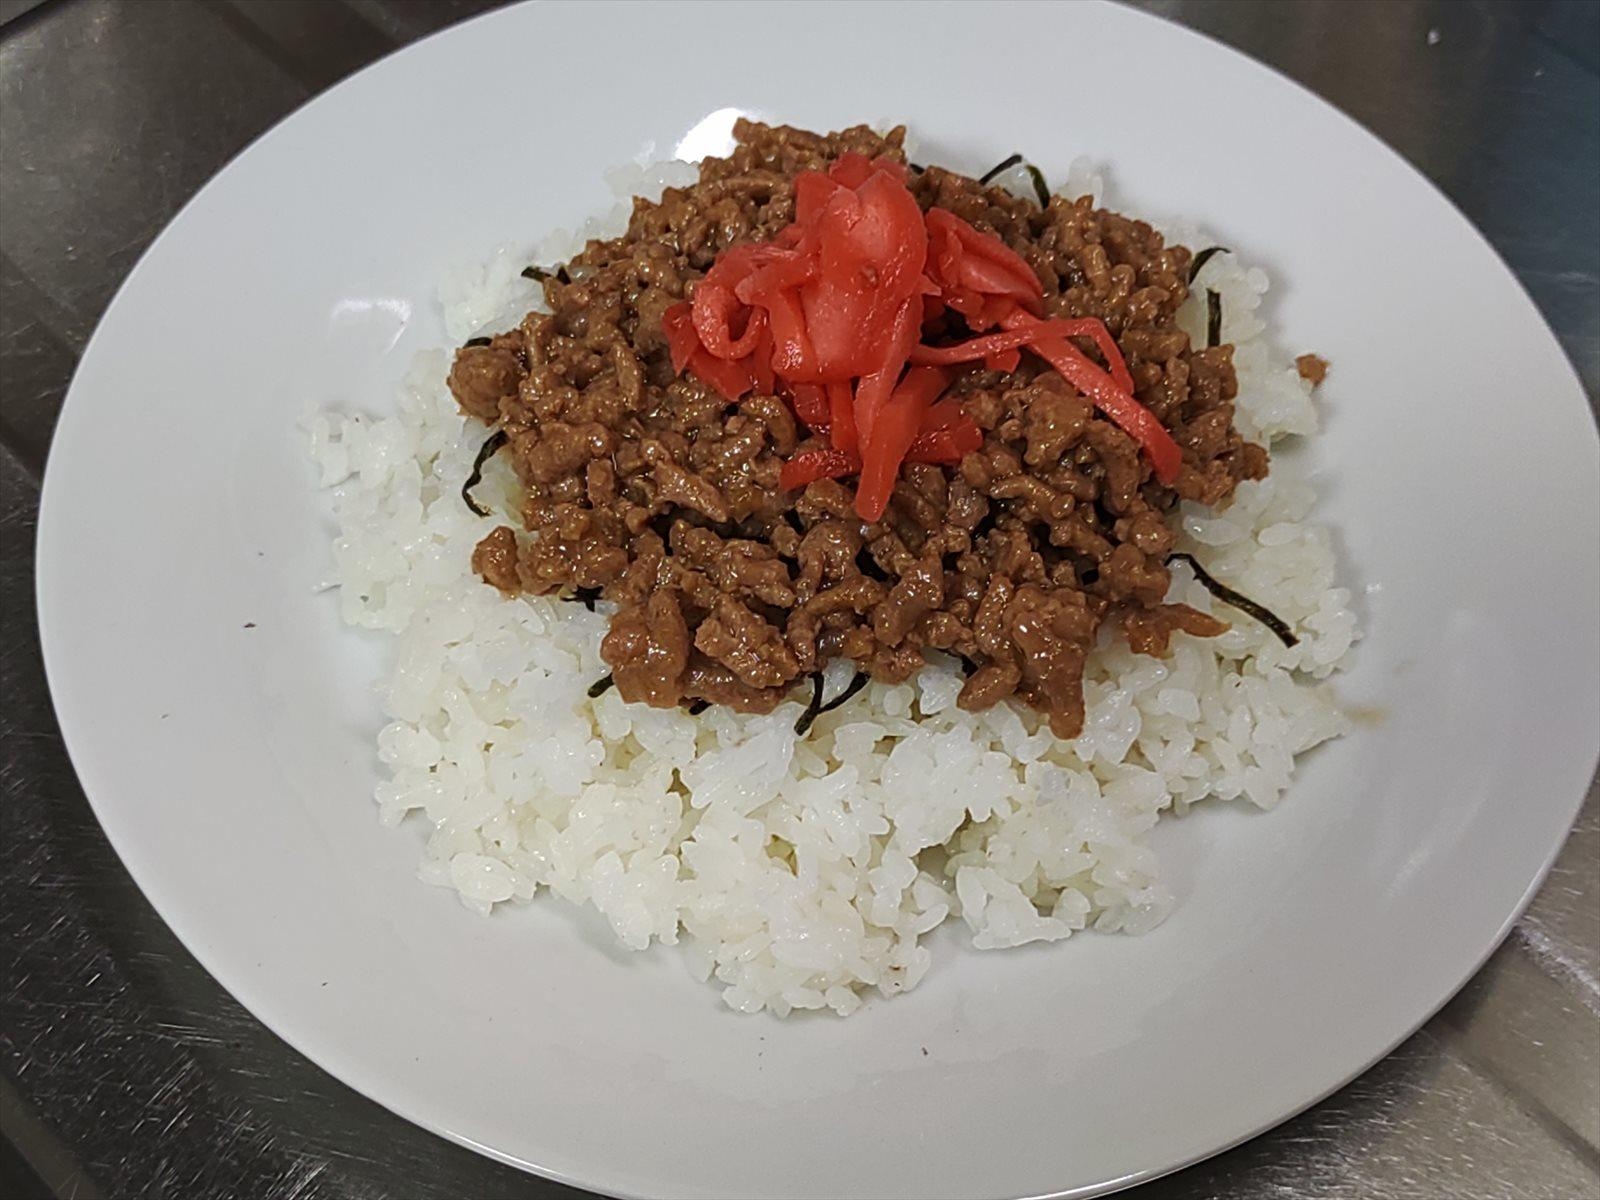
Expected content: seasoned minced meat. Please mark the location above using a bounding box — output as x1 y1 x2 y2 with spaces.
448 121 1267 738
1296 353 1329 386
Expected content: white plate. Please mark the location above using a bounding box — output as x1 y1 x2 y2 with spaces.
36 2 1600 1198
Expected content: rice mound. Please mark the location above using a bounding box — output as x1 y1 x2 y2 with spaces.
307 159 1355 1017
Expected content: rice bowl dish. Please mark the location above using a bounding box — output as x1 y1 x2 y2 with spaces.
307 125 1356 1017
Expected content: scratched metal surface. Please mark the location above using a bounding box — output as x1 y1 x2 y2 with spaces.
1 0 1596 1197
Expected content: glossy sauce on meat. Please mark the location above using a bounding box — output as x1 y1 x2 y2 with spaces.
446 122 1266 738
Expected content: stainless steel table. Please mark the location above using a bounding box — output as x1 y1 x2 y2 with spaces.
2 2 1596 1197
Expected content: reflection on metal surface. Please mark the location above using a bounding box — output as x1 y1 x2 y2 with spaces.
1 1 1596 1198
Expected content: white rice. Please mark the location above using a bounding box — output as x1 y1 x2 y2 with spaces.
306 160 1354 1017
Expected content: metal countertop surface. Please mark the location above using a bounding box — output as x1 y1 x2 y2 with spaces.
1 1 1596 1197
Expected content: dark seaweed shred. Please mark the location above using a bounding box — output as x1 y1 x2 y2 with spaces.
956 654 979 677
1167 553 1298 648
978 152 1023 185
793 673 826 735
1025 163 1050 208
818 672 869 717
976 153 1048 207
1187 246 1230 284
571 586 602 612
792 670 870 736
686 699 710 715
461 429 508 517
587 673 615 698
908 162 926 175
463 336 491 348
522 264 572 284
1206 289 1222 349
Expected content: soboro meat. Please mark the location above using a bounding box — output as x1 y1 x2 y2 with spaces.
446 122 1266 738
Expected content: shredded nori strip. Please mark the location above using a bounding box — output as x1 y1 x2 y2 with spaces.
1206 289 1222 348
1025 163 1050 208
1167 553 1298 648
956 654 979 677
979 152 1023 185
909 161 926 174
793 673 826 735
791 671 870 736
1187 246 1231 284
463 335 491 348
572 586 601 612
461 429 508 517
587 673 615 698
793 671 869 735
522 264 572 284
818 672 870 717
975 153 1049 207
686 699 710 715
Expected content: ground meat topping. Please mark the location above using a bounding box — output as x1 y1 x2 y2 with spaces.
447 121 1269 738
1296 353 1329 386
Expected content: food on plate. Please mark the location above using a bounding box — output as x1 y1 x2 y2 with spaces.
448 123 1274 740
1296 353 1330 385
309 122 1354 1015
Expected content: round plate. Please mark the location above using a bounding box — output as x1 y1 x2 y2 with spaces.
36 2 1600 1198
